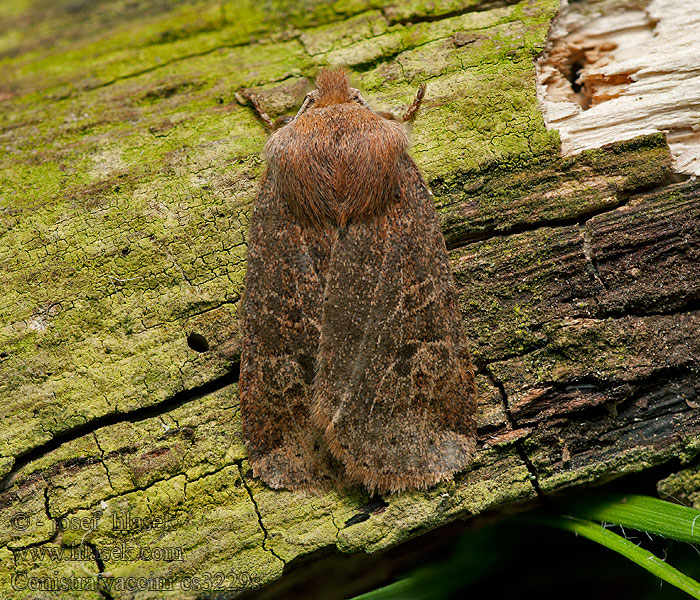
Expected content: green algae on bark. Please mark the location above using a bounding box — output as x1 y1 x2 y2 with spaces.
1 0 699 596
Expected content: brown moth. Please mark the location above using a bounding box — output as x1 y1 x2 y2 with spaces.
239 69 477 494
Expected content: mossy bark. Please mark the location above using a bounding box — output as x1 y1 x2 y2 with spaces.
1 0 698 598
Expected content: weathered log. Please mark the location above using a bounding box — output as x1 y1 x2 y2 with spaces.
0 0 698 597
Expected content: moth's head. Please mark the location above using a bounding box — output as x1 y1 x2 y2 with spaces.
295 69 371 118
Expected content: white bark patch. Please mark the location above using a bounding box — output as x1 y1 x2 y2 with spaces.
536 0 700 175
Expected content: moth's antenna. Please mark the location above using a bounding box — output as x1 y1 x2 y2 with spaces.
401 83 426 122
236 90 275 130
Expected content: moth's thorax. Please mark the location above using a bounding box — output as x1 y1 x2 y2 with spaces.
292 102 385 134
264 102 409 228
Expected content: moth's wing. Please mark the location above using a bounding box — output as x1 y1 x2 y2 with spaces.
240 173 337 492
312 157 477 494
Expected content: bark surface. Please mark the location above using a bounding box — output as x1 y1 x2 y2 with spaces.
1 0 698 598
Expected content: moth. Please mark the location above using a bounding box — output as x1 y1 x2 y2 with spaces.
239 69 476 494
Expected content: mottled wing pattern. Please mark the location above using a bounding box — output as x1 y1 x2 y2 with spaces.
312 156 477 494
239 173 338 492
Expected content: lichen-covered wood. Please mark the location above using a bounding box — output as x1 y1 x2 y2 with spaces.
1 0 698 598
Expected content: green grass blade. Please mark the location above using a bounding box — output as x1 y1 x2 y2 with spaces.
561 494 700 543
350 494 700 600
533 515 700 599
351 576 421 600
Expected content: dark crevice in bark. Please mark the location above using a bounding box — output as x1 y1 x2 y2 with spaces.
476 307 699 375
43 486 53 521
353 49 407 73
474 341 551 372
0 364 239 492
615 171 690 200
383 0 522 25
443 175 691 251
85 541 115 600
445 199 627 250
85 44 253 91
483 370 544 498
93 432 116 492
514 440 544 498
237 464 285 565
511 361 699 426
9 514 59 554
445 208 615 250
86 0 513 93
594 299 700 320
344 496 390 528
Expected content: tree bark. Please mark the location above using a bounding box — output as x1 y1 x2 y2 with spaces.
0 0 698 598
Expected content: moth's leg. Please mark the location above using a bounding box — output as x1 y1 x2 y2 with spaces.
401 83 426 122
376 84 426 122
272 115 294 129
235 89 275 130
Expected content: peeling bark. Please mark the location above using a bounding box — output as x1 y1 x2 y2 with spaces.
536 0 700 174
0 0 698 598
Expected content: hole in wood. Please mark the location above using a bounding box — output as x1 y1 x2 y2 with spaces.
535 0 700 175
187 333 210 353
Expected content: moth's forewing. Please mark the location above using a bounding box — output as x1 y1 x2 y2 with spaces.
239 174 338 492
312 156 477 494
